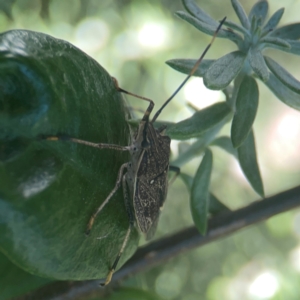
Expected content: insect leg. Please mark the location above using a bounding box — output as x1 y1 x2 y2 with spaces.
112 77 154 122
86 162 128 235
101 174 134 286
43 135 129 151
169 165 180 186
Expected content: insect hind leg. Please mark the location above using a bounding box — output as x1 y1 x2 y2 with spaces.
86 163 128 235
100 174 134 286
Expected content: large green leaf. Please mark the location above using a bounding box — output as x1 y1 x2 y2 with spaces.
0 30 139 281
0 252 51 300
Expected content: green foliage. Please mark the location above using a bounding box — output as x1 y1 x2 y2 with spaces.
167 0 300 227
0 30 138 283
0 252 51 300
190 149 213 235
1 0 300 298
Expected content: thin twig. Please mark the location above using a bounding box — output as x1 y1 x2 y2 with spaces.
14 185 300 300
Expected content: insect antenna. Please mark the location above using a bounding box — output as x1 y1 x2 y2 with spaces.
151 16 227 123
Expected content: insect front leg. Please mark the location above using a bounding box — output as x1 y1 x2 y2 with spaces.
86 162 128 235
43 135 129 151
101 174 134 286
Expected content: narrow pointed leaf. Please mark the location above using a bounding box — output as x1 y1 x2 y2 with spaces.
260 36 291 49
191 149 213 235
175 11 242 44
180 172 194 191
248 0 268 24
172 124 224 167
0 30 138 281
167 102 232 140
210 136 237 157
249 48 269 81
166 59 214 77
204 51 246 90
263 40 300 55
238 130 264 197
209 193 231 215
224 19 251 36
231 0 250 29
262 8 284 34
264 73 300 110
182 0 218 26
231 76 259 148
270 23 300 40
265 56 300 94
269 39 300 55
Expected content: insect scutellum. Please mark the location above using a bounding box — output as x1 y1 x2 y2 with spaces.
45 16 226 286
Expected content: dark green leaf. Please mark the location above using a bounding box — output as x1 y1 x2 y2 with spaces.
270 23 300 40
0 252 51 300
167 102 232 140
238 130 264 197
175 11 242 44
262 8 284 34
165 59 214 77
249 48 269 81
248 0 268 24
231 76 259 148
209 193 231 215
182 0 218 27
191 149 213 235
265 56 300 94
0 30 138 280
260 36 291 50
204 51 246 90
264 73 300 110
231 0 250 29
210 136 237 157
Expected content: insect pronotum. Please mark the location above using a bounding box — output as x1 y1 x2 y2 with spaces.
46 16 226 285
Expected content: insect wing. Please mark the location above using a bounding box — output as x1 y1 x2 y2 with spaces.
133 126 170 237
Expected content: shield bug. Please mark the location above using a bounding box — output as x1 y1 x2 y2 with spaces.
46 17 226 285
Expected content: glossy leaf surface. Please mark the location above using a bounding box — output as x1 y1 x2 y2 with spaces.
0 30 138 281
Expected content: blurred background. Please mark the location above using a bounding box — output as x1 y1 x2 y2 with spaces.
1 0 300 299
